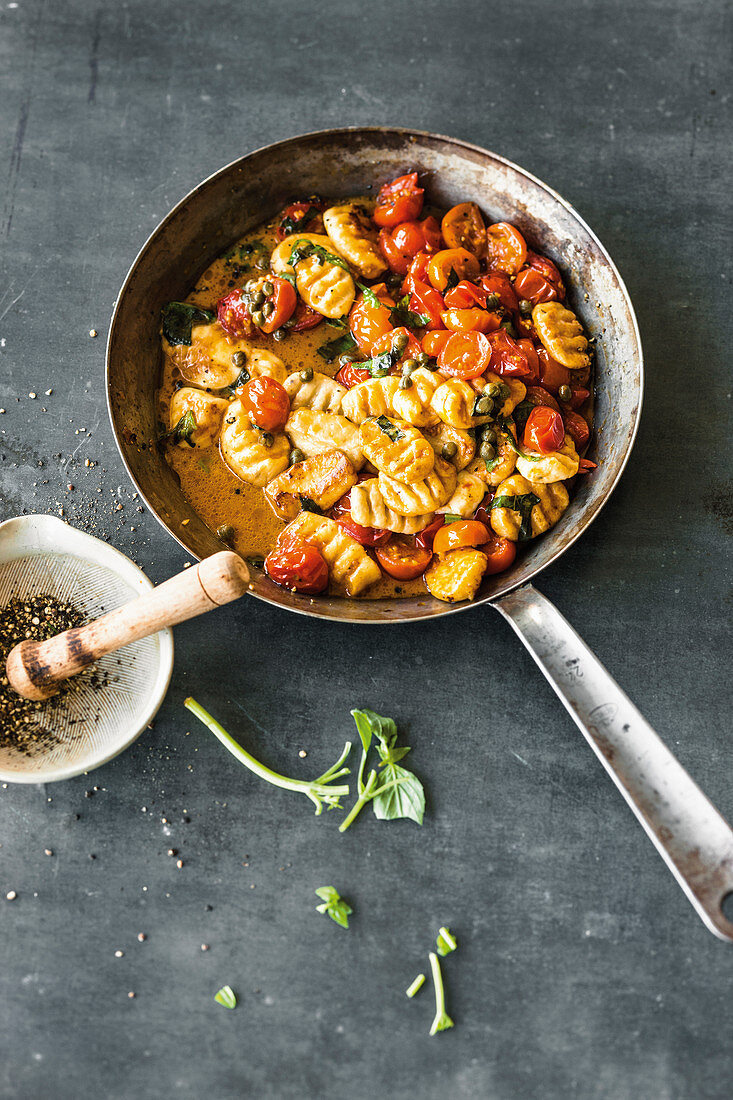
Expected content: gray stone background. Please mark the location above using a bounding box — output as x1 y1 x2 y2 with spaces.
1 1 731 1097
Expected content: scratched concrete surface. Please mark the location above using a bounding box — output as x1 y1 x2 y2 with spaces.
0 1 731 1097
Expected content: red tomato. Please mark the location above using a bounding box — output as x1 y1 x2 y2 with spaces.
437 331 492 379
514 266 559 305
443 281 487 309
479 273 519 314
290 300 323 332
374 173 424 227
422 329 451 357
265 538 329 593
420 216 444 251
371 326 423 362
517 338 539 379
563 410 590 450
331 493 390 546
483 536 517 575
441 308 501 334
401 251 432 295
336 362 371 388
473 491 496 528
349 285 394 353
568 386 590 410
217 288 255 338
259 277 297 333
525 251 565 298
415 517 444 551
536 347 572 393
524 386 561 412
485 222 527 275
375 536 432 580
241 376 290 431
433 519 490 556
409 279 445 329
275 201 324 240
578 457 597 473
378 217 443 275
488 330 537 380
523 406 565 454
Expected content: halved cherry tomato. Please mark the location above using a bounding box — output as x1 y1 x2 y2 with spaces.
265 538 329 594
415 516 445 551
525 251 565 298
378 216 444 274
437 330 491 379
441 202 487 258
441 308 501 334
485 222 527 275
349 285 395 353
422 329 452 357
409 278 445 329
259 277 297 334
374 173 424 228
536 347 572 394
289 300 323 332
444 281 486 309
241 376 290 431
562 410 590 450
331 492 390 547
517 338 539 379
480 273 519 314
336 362 371 388
433 519 490 556
401 251 432 295
371 326 423 362
473 491 496 528
514 266 559 305
488 330 537 380
524 386 561 412
578 457 597 473
427 248 481 291
523 406 564 454
420 216 444 251
483 535 517 575
217 288 255 338
275 201 324 240
568 386 591 410
375 535 432 580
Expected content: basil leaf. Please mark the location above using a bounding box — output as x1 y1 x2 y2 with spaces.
161 302 215 346
445 267 460 291
221 366 250 397
160 410 196 447
278 271 297 290
390 294 430 330
315 886 339 904
325 317 348 330
374 415 405 442
289 238 350 272
351 709 397 753
279 205 319 236
358 348 398 378
315 886 352 928
299 496 323 514
316 331 357 363
491 492 540 541
512 399 534 435
357 282 382 308
372 763 425 825
214 985 237 1009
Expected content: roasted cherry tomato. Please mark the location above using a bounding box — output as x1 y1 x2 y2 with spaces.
240 376 290 431
375 535 432 580
401 251 433 295
371 326 423 363
514 265 559 305
524 386 561 412
331 492 390 547
517 338 539 378
433 519 491 556
562 409 590 450
349 285 394 353
259 276 297 334
374 173 424 227
335 362 371 388
289 300 324 332
379 217 443 274
525 251 565 298
443 281 486 309
523 405 565 454
421 329 452 357
441 308 500 334
415 516 445 551
485 222 527 275
483 535 517 574
488 330 537 380
275 201 324 240
441 202 487 258
408 278 445 329
479 273 519 314
536 346 572 393
472 491 496 528
437 330 491 379
266 538 329 594
427 248 481 291
568 386 591 410
578 457 597 473
217 288 255 338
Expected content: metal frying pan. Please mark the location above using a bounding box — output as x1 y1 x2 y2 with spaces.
106 127 733 940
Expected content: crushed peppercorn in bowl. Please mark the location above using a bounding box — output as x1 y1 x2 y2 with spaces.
0 515 173 783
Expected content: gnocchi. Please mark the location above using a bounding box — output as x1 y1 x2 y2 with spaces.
220 400 290 486
271 233 355 318
350 478 435 534
424 423 476 470
533 302 590 369
378 456 457 517
489 473 570 541
168 387 229 448
323 203 386 279
431 379 490 429
340 377 400 424
425 549 489 603
515 434 579 483
264 450 357 521
359 417 435 483
285 408 364 470
391 367 442 427
284 370 346 413
278 512 381 596
436 470 487 518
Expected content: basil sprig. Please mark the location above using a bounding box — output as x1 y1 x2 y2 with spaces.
288 238 350 272
374 415 405 442
161 302 215 346
315 886 352 929
491 492 540 540
339 709 425 832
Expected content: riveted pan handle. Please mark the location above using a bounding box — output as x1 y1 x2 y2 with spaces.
495 583 733 942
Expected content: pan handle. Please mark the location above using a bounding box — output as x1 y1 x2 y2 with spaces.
495 583 733 941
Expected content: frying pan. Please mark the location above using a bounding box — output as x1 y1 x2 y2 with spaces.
106 127 733 940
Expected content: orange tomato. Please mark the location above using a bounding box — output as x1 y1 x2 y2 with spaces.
375 536 432 580
441 202 487 258
485 222 527 275
427 248 481 291
437 330 491 379
483 536 517 574
422 329 452 357
409 279 445 329
348 284 395 354
441 307 501 334
371 326 423 362
433 519 491 556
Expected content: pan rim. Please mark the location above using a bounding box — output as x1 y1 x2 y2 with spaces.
106 125 643 623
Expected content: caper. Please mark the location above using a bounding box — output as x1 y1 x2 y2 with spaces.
401 357 417 375
416 351 429 368
252 290 265 308
518 298 533 316
232 351 247 368
484 381 502 398
485 292 500 310
272 328 286 342
482 428 497 445
424 357 439 371
263 301 275 319
290 447 305 464
300 367 314 382
558 384 572 402
480 442 496 461
399 376 413 389
252 309 265 326
245 279 258 293
393 331 409 354
216 523 235 544
441 441 458 460
262 280 274 296
254 256 268 271
261 431 274 448
500 319 518 338
475 396 493 416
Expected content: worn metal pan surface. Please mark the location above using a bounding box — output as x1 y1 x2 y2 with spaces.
107 128 733 940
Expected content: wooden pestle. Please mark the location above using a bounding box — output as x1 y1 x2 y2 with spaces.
5 551 250 701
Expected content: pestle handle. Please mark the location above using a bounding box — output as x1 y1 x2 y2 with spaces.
5 552 250 701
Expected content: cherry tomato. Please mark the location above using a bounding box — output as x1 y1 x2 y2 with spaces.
378 218 443 275
375 536 432 580
259 277 297 334
523 406 565 454
473 491 496 528
441 308 501 334
401 251 432 295
371 326 423 363
240 376 290 431
437 330 491 379
217 288 255 338
349 285 394 353
483 535 517 575
524 386 561 412
480 273 519 314
265 538 329 593
568 386 591 410
514 266 559 305
485 222 527 275
415 517 445 551
562 409 590 450
433 519 491 556
427 248 481 291
536 347 572 393
517 338 539 379
441 202 487 258
409 279 445 329
525 251 565 298
419 216 444 251
331 493 390 547
422 329 451 357
289 300 323 332
275 201 324 240
443 281 486 309
488 330 537 380
578 457 597 473
374 173 424 228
